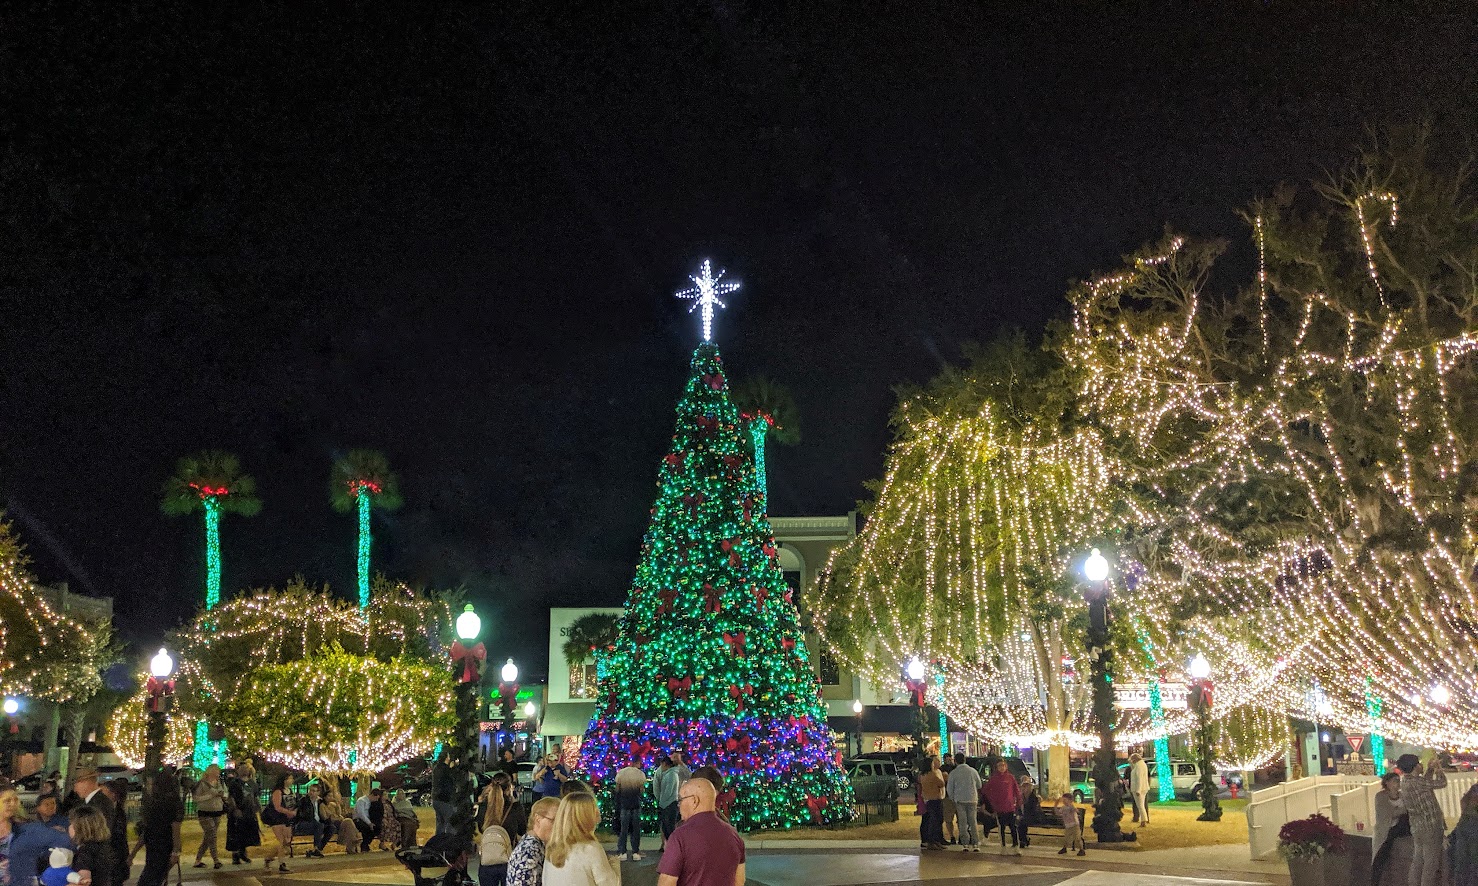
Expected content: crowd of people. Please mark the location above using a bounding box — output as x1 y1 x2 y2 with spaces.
0 757 441 886
914 754 1069 856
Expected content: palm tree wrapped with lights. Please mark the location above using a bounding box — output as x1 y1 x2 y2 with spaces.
732 376 800 504
330 450 403 611
162 451 262 611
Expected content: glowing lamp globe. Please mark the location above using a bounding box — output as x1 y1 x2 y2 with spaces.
1083 548 1110 583
852 699 863 714
523 701 536 718
455 604 481 641
501 659 518 684
150 647 175 679
1431 684 1451 705
2 697 17 715
1188 653 1211 681
906 657 926 681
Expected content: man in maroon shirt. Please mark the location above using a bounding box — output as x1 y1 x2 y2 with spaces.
657 778 745 886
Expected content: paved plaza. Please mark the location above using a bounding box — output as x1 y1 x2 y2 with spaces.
158 845 1288 886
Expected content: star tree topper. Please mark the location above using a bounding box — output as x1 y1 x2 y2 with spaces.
676 258 741 342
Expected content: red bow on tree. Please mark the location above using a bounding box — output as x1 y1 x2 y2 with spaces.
667 676 692 699
762 541 778 562
696 415 719 432
740 493 756 522
664 452 684 469
806 795 829 822
783 587 794 605
682 492 705 516
450 640 486 684
781 636 796 651
657 589 678 615
628 740 653 760
724 735 752 755
717 788 737 813
702 373 725 391
722 454 743 473
752 586 769 611
728 684 753 712
723 631 746 655
144 676 174 712
702 583 722 614
720 537 744 567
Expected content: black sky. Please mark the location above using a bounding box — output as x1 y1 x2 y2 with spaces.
2 1 1475 677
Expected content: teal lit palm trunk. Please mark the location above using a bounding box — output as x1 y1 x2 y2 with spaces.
748 419 768 501
1148 680 1175 802
195 495 229 769
203 496 222 609
356 488 372 611
1365 678 1385 775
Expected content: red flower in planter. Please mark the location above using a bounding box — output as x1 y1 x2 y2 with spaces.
1277 813 1346 859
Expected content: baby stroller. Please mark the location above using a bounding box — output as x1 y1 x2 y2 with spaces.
396 833 472 886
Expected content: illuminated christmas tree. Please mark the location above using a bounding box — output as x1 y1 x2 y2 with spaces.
580 264 853 830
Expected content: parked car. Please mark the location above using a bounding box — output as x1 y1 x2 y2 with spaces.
1068 767 1095 804
14 772 47 807
854 751 915 792
845 758 902 800
514 762 538 804
965 755 1038 786
1117 759 1206 799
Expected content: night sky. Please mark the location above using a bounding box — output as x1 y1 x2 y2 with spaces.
2 2 1474 677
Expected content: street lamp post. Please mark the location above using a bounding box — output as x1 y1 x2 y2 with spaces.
1082 548 1125 844
904 657 930 762
144 648 176 787
853 699 864 757
451 605 486 855
498 659 520 732
1188 654 1222 821
2 697 19 779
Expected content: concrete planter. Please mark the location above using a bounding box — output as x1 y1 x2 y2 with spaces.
1286 852 1351 886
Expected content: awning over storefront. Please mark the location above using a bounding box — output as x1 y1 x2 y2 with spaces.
828 704 919 735
540 701 596 738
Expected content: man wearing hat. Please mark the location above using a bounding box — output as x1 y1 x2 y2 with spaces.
59 768 117 821
1396 752 1448 886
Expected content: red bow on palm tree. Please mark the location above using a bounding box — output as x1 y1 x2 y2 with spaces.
450 640 485 684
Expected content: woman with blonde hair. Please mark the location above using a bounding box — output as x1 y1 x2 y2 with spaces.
541 793 617 886
479 784 512 886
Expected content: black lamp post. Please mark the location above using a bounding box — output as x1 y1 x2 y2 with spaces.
853 699 864 757
143 648 176 788
1189 654 1222 821
451 605 486 854
1082 548 1125 844
2 697 19 779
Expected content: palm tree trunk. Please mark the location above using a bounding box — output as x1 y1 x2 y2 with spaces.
748 419 769 502
356 489 372 610
203 496 222 609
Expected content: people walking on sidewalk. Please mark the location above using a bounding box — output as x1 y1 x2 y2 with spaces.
945 753 982 852
1447 785 1478 886
131 769 184 886
260 772 298 873
982 759 1021 854
1055 793 1085 857
939 757 958 845
917 756 945 850
192 765 228 868
224 767 261 865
